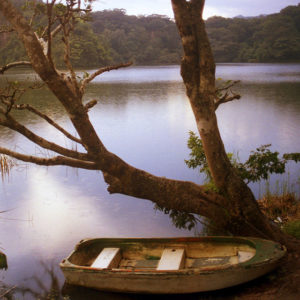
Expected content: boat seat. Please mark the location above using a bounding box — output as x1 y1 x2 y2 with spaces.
157 248 185 270
91 248 121 269
238 251 255 263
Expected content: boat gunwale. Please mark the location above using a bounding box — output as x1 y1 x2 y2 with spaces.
60 236 286 275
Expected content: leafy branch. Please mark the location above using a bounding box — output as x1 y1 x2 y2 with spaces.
186 131 300 185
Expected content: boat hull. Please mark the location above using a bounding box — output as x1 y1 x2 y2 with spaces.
60 237 286 294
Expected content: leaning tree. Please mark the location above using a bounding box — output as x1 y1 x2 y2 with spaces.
0 0 297 248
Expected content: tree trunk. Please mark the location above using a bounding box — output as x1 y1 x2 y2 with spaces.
171 0 294 245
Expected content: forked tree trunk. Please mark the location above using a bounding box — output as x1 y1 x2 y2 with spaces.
171 0 294 244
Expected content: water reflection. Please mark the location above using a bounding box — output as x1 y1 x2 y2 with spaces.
0 64 300 298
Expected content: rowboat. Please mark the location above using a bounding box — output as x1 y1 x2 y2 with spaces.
60 236 286 294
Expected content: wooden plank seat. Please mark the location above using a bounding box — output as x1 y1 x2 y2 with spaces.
157 248 185 270
91 248 121 269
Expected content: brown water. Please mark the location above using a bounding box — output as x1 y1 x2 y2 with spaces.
0 63 300 299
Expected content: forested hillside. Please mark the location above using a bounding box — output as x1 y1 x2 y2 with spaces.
206 5 300 62
1 1 300 67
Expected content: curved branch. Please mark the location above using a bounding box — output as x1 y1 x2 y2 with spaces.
14 104 83 144
0 146 99 169
80 62 133 94
0 114 90 161
0 61 32 74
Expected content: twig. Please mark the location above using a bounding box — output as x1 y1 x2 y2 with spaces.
14 103 83 145
0 147 99 170
0 285 17 298
215 93 241 110
80 62 132 93
216 80 240 93
0 114 89 161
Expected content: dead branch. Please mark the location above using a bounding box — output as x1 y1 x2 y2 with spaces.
215 93 241 110
40 21 61 40
0 285 16 298
214 80 241 110
80 62 133 93
14 103 83 145
50 23 62 38
216 80 240 93
57 1 79 91
0 61 32 74
0 146 99 169
0 114 90 161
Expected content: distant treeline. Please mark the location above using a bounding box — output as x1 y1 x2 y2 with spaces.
1 1 300 67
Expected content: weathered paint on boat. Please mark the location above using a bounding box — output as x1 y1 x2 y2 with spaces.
60 237 286 294
0 250 7 270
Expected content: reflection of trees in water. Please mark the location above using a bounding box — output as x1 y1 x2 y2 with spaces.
0 262 63 300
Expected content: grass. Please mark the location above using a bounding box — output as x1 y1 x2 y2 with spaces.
283 220 300 239
258 192 300 239
0 155 14 182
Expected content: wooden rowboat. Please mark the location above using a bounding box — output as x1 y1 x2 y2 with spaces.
60 237 286 294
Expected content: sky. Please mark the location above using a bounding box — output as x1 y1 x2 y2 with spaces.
92 0 300 19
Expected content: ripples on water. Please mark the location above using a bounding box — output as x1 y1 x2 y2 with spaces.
0 63 300 299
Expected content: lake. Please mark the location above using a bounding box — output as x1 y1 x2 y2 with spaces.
0 63 300 298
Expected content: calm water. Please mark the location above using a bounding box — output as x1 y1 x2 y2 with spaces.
0 63 300 298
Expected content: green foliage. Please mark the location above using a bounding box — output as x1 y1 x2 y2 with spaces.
206 4 300 62
283 220 300 239
91 10 182 65
238 144 286 183
1 2 300 66
0 251 7 270
185 131 299 185
184 131 210 181
154 204 198 230
283 153 300 163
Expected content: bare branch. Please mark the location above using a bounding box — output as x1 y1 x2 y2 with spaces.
214 80 241 110
28 0 37 27
14 103 83 145
0 146 99 170
51 23 62 38
216 80 240 93
215 93 241 110
0 114 90 161
0 61 32 74
80 62 133 93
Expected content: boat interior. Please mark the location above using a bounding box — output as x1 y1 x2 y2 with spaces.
65 239 256 271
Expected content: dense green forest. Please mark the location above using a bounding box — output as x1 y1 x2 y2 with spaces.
1 1 300 67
